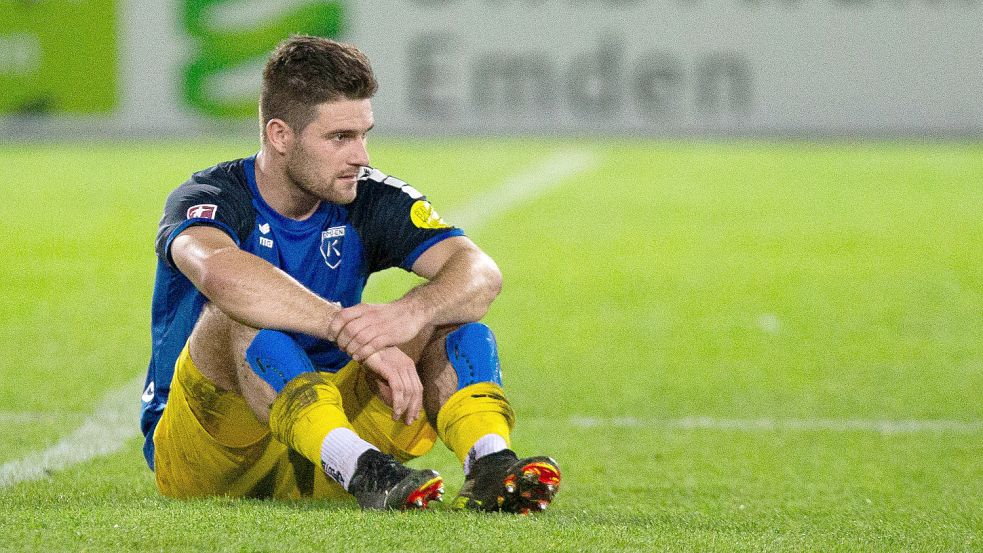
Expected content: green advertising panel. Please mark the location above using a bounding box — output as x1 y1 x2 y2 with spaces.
0 0 118 114
183 0 344 118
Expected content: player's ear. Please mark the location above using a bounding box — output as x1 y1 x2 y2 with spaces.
265 118 293 155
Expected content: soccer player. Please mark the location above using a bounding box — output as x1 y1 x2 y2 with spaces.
139 35 560 512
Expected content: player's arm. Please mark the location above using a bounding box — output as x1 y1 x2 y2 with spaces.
330 235 502 362
171 225 341 337
404 235 502 325
170 225 424 423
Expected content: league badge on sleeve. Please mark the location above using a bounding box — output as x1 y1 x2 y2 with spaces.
186 204 218 219
410 201 451 229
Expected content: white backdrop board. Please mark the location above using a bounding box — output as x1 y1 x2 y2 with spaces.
4 0 981 137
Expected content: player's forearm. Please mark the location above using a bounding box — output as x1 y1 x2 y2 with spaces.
398 248 502 327
189 247 340 340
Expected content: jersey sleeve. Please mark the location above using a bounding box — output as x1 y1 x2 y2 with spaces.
348 168 465 274
155 165 255 268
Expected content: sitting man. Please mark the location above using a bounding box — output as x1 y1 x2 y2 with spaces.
139 35 559 512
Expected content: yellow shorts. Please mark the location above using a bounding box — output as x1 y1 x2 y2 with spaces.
152 343 438 500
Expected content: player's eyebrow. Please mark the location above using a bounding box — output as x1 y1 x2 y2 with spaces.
325 124 374 137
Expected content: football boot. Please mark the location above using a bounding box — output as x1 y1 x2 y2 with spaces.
346 449 444 510
452 449 560 514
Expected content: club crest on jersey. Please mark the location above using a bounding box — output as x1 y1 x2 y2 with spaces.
320 226 346 269
186 204 217 219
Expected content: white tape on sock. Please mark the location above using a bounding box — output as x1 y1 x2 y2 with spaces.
320 427 377 490
464 433 508 477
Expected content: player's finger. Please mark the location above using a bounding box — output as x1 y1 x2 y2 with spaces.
347 307 391 331
394 361 422 426
404 372 423 426
343 325 383 359
327 307 358 339
413 369 424 423
391 362 418 424
387 371 407 422
364 350 403 421
352 335 391 363
331 304 374 338
336 316 372 351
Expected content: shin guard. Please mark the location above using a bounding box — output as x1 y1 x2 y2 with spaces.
245 330 315 393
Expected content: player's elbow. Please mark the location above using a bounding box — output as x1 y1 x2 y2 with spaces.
485 259 503 300
195 262 229 303
475 253 503 308
171 228 243 302
192 248 245 305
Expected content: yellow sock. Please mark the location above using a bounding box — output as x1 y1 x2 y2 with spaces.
436 382 515 463
268 372 353 466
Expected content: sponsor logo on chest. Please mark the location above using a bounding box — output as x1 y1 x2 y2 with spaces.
320 226 345 269
257 222 274 248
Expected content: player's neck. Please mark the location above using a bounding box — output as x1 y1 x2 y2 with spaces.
254 149 321 221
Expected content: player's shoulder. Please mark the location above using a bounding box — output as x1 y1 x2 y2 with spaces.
164 157 253 212
182 157 250 195
349 166 457 235
355 167 426 203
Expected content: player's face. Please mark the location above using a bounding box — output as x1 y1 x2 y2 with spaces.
285 98 373 205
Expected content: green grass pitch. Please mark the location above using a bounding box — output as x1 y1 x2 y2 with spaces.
0 139 981 551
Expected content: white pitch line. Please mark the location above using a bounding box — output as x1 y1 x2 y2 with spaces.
0 376 144 488
0 147 600 489
570 416 983 434
449 148 598 230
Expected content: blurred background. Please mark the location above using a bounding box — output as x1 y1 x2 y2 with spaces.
2 3 982 548
2 0 981 138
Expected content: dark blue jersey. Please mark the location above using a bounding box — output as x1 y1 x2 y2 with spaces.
140 155 463 468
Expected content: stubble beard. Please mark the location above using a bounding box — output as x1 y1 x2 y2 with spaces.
284 142 357 205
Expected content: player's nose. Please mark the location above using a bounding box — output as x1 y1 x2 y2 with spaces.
349 138 370 167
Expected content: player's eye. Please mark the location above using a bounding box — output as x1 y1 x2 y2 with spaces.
327 129 370 142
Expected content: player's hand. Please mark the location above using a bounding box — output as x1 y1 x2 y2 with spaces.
360 346 423 425
329 302 427 363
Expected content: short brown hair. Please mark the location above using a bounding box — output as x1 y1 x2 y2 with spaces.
260 35 378 139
